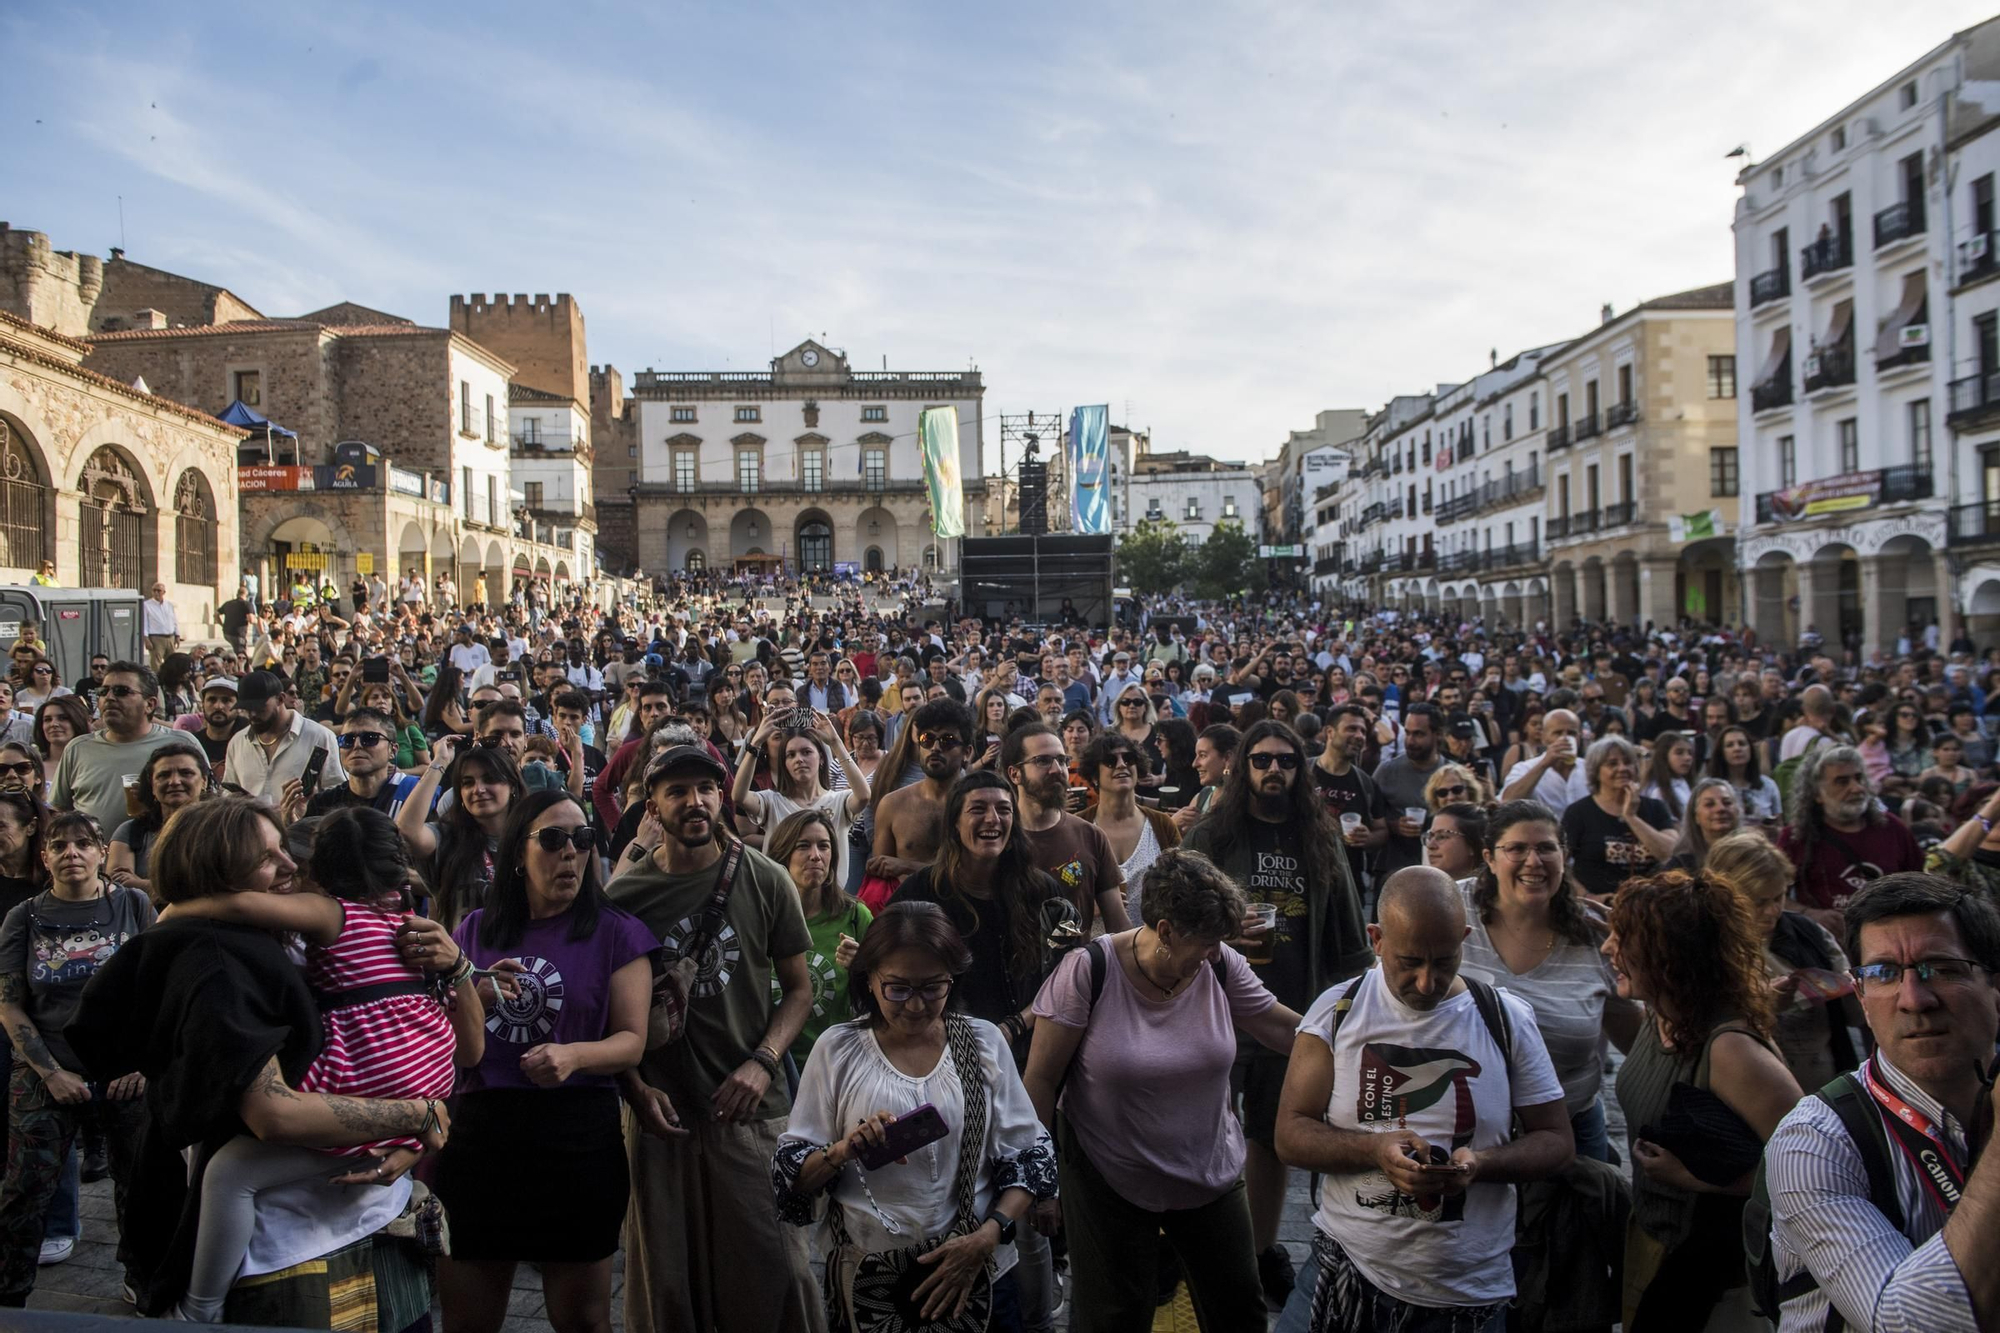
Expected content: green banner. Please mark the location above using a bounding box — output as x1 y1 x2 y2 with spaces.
919 406 965 539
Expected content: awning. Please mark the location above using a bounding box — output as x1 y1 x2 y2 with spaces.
1820 299 1853 349
1755 326 1792 385
1874 271 1929 362
217 400 298 439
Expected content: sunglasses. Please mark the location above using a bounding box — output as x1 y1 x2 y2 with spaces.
1119 698 1147 708
917 732 965 751
1248 752 1300 771
1434 784 1470 799
530 825 596 854
0 762 35 779
475 733 518 748
338 731 390 750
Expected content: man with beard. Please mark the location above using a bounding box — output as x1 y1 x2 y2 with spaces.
190 675 241 778
1500 708 1587 815
1314 705 1389 894
50 662 207 832
1184 720 1371 1308
221 670 345 806
1778 745 1922 935
1372 703 1444 882
867 698 972 886
608 746 819 1333
1274 868 1570 1332
1003 724 1130 933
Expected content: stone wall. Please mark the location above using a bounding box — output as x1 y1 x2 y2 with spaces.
590 364 640 570
452 293 587 404
95 254 260 331
0 225 103 338
331 334 455 473
84 326 341 453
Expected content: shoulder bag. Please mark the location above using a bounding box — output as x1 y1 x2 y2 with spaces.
645 836 745 1049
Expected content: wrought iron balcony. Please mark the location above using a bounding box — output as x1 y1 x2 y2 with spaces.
1752 375 1794 412
1877 337 1932 372
1948 501 2000 547
1573 412 1603 442
1488 541 1540 568
1754 490 1778 524
1545 423 1573 452
1949 372 2000 425
1750 267 1790 307
1572 508 1602 535
1874 200 1926 249
1605 401 1639 430
1881 465 1934 505
1959 230 2000 285
1547 514 1571 541
1800 233 1854 281
1602 500 1636 527
1803 343 1856 394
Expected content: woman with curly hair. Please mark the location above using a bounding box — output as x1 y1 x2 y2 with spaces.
1607 868 1804 1332
1459 800 1640 1162
1420 762 1483 814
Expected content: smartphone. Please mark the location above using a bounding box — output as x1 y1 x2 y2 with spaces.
498 667 522 684
789 705 814 732
362 656 391 683
301 746 329 797
858 1103 951 1169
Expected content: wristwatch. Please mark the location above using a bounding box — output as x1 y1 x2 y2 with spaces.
983 1211 1017 1244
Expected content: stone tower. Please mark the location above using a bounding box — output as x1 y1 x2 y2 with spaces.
449 293 588 404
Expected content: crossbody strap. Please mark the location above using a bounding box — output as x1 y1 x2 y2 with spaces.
681 837 744 958
942 1013 989 1236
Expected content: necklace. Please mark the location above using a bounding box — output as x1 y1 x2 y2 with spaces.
1497 913 1556 957
1131 933 1186 998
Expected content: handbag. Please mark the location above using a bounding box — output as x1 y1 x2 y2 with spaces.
833 1014 992 1333
645 837 744 1049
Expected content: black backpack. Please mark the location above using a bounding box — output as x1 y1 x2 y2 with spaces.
1321 970 1514 1067
1744 1073 1899 1330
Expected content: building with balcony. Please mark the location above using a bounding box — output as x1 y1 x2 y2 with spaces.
629 340 983 576
1126 447 1259 544
1732 18 2000 654
1545 284 1741 629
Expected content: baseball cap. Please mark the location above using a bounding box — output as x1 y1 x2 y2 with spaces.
644 745 728 789
201 676 240 697
1450 718 1479 741
237 671 283 707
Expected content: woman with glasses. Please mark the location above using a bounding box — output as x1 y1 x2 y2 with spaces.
1664 778 1744 873
766 808 869 1069
0 812 151 1308
397 736 528 930
107 747 209 896
1420 763 1483 813
1078 733 1182 926
1561 737 1677 902
14 661 67 715
1024 850 1298 1332
1702 832 1861 1093
1419 801 1486 880
775 902 1056 1332
1110 684 1163 788
1606 868 1803 1331
843 710 885 788
1458 801 1638 1164
437 791 653 1333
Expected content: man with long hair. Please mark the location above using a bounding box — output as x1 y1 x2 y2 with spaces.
1777 744 1921 935
1183 719 1371 1308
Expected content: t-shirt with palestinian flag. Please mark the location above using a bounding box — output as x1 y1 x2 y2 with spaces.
772 899 873 1068
1299 966 1562 1308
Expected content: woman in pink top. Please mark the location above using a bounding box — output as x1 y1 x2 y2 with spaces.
1023 849 1301 1333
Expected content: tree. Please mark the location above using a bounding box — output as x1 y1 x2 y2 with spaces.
1117 517 1189 596
1191 519 1266 601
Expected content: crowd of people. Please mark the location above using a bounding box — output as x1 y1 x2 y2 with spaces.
0 569 1994 1332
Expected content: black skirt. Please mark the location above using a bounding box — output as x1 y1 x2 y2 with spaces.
431 1086 627 1262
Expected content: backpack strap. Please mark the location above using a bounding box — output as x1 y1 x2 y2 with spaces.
1463 977 1514 1066
1819 1073 1902 1231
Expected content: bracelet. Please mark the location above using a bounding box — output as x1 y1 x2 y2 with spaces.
1980 815 1993 833
819 1142 842 1173
749 1048 783 1081
417 1099 442 1138
442 954 474 985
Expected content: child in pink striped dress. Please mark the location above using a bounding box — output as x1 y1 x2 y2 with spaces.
163 808 487 1321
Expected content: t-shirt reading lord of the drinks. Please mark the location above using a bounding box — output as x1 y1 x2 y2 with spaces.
1301 968 1562 1308
1188 818 1312 1010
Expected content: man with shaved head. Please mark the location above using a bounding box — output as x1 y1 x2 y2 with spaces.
1780 683 1838 764
1499 707 1588 814
1275 867 1573 1331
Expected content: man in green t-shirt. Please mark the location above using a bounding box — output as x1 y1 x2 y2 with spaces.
606 746 819 1333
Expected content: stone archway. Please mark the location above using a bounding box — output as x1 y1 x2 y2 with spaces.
1874 534 1940 653
77 444 154 591
1751 550 1798 649
397 521 430 587
666 509 709 572
795 508 834 572
0 414 54 576
857 506 899 571
731 508 772 562
1805 541 1862 649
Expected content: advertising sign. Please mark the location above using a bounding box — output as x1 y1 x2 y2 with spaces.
1769 471 1882 522
239 466 314 493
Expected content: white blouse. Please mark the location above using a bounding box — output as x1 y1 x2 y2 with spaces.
775 1018 1055 1277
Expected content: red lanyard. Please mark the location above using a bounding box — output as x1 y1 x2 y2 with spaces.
1860 1059 1966 1212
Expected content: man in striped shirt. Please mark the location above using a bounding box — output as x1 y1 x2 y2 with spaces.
1766 873 2000 1331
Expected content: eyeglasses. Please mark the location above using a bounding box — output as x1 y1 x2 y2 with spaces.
338 731 390 750
878 979 953 1004
100 684 142 699
1020 754 1067 769
1248 752 1299 771
1852 957 1987 993
917 732 965 751
1422 829 1462 847
1434 785 1469 799
531 825 596 854
476 733 519 748
1496 841 1562 860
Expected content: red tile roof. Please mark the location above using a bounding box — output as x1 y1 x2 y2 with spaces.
0 313 249 435
86 318 451 343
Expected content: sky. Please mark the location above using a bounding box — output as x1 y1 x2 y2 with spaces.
6 0 1998 470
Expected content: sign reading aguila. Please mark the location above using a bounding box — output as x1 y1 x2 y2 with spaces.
1769 470 1883 522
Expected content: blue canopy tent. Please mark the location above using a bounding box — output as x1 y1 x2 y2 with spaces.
219 400 299 464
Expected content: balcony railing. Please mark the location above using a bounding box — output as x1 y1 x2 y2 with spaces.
1314 555 1341 575
1436 493 1476 525
632 478 926 498
1546 423 1572 452
1547 514 1571 541
1800 233 1854 281
1602 500 1636 527
1949 501 2000 546
1572 508 1602 535
1877 336 1932 372
1437 548 1481 574
1573 412 1603 442
1359 502 1386 527
1959 231 2000 284
1875 200 1926 249
1414 548 1436 570
1882 464 1934 505
1803 342 1857 394
1605 401 1639 430
1750 267 1790 307
1488 541 1540 568
1950 372 2000 424
1752 374 1794 412
1357 553 1383 574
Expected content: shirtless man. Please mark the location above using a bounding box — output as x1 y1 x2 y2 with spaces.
867 698 972 883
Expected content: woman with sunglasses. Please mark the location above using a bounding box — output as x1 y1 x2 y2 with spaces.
432 790 650 1333
1880 702 1932 780
14 660 67 715
107 746 209 896
1421 762 1484 813
0 812 151 1308
0 743 44 806
1458 800 1640 1163
397 736 528 930
1110 683 1163 789
1079 732 1183 926
776 902 1055 1331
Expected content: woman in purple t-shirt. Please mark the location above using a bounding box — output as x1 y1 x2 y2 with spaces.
434 791 653 1333
1023 849 1301 1332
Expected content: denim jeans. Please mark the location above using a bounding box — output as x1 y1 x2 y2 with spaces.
0 1044 78 1244
1012 1216 1058 1333
1570 1097 1612 1164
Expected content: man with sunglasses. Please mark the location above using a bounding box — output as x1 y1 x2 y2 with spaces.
49 662 206 833
1765 874 2000 1332
298 707 426 821
868 698 973 887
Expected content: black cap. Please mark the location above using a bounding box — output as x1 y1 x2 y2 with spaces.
644 745 728 788
237 670 284 707
1450 717 1479 741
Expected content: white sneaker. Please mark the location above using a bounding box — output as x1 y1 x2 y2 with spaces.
37 1236 74 1265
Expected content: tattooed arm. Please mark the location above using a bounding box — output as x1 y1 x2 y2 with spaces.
0 971 86 1103
238 1056 451 1150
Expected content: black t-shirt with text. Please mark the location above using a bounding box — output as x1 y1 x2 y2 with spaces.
1312 763 1386 889
1561 795 1673 899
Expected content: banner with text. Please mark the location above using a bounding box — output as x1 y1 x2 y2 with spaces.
1769 472 1881 522
919 407 965 539
1069 405 1111 534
